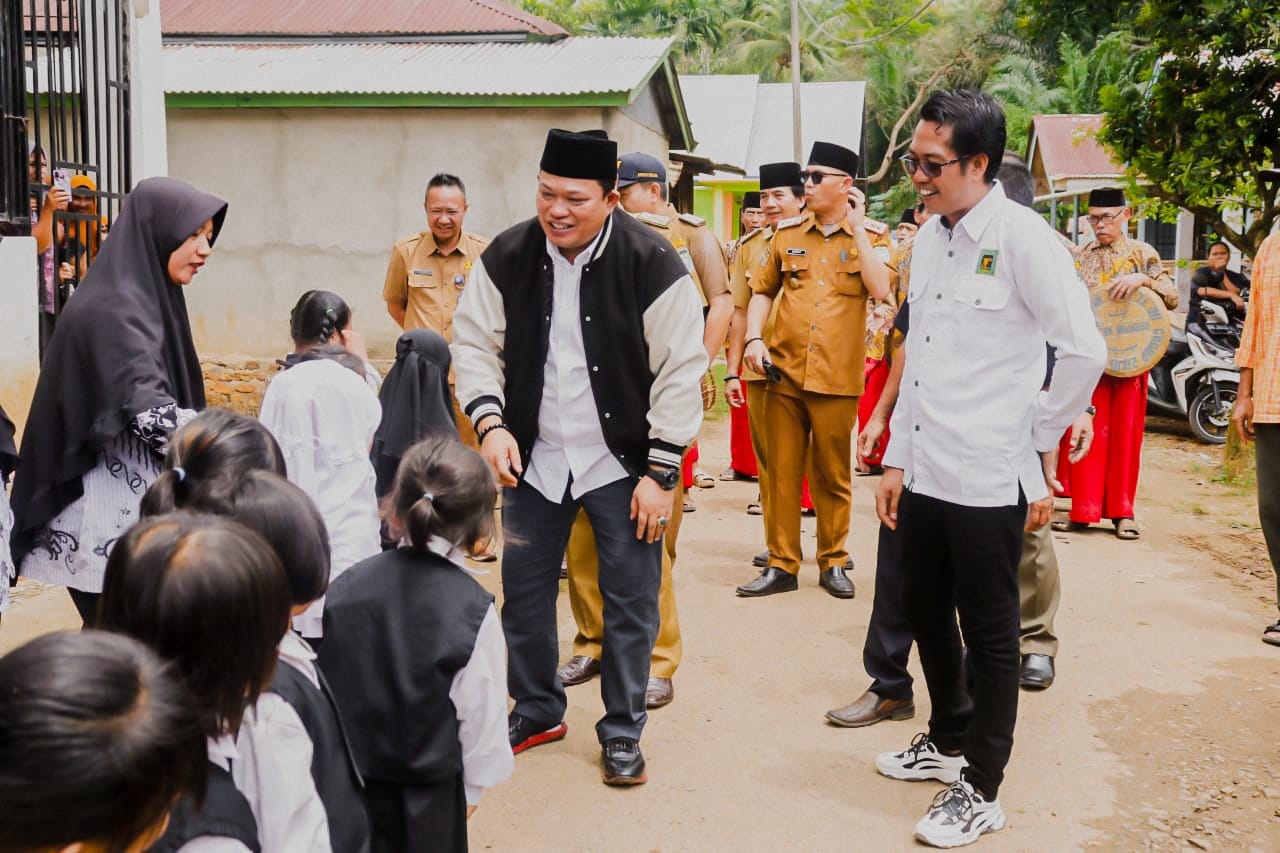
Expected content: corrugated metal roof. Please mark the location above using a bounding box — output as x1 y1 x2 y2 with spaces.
676 75 866 179
163 38 675 97
159 0 567 38
1030 114 1123 181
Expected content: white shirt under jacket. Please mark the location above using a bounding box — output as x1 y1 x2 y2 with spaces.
884 181 1106 507
525 231 630 502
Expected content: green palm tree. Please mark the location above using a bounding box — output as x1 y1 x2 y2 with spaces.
721 0 846 82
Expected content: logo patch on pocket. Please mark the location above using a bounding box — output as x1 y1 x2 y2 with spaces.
976 250 999 276
785 248 807 256
454 274 466 285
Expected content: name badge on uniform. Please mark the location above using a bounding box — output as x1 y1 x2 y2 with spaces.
454 274 466 285
840 250 847 263
677 246 696 274
413 269 433 276
786 248 807 256
976 250 999 276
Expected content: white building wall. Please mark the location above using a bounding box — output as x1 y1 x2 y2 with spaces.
166 106 668 358
0 239 40 437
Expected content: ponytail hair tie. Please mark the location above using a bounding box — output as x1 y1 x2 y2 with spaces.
325 308 336 320
174 467 186 482
422 492 434 503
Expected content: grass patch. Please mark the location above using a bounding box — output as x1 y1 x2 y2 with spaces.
1189 502 1208 516
1212 469 1256 490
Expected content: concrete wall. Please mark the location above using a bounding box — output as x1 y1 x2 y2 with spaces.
0 238 40 439
166 106 668 358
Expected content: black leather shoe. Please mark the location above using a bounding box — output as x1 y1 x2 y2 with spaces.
819 565 855 598
736 567 798 597
601 737 647 785
1020 653 1055 690
752 549 770 568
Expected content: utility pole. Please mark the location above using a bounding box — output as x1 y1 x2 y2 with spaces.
790 0 802 161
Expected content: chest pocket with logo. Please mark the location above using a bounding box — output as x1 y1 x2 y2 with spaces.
783 251 809 289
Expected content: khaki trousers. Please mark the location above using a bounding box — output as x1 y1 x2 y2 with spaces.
449 385 478 449
763 387 858 575
745 380 772 519
567 477 685 679
1018 523 1060 656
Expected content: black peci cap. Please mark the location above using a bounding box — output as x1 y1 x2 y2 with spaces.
1087 186 1126 208
898 207 918 226
742 191 762 209
807 141 859 177
540 129 618 183
759 161 802 190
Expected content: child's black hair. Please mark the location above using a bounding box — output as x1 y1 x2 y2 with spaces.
99 512 292 739
141 408 287 517
385 435 496 556
0 630 206 853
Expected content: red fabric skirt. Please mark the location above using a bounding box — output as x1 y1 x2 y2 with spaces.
1055 373 1146 523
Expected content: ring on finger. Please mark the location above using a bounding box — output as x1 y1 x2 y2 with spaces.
658 516 668 527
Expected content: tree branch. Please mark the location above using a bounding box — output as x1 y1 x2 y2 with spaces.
867 61 954 184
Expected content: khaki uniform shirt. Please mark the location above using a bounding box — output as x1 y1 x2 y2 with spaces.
634 209 730 307
383 230 491 338
1075 235 1178 310
751 213 894 397
729 227 774 382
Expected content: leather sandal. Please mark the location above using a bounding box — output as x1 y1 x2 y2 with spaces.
1262 622 1280 647
1114 518 1140 540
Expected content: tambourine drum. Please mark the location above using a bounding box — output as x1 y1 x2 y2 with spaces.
1089 287 1172 378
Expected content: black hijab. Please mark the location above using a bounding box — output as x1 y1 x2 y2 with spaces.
0 403 15 484
10 177 227 561
371 329 457 497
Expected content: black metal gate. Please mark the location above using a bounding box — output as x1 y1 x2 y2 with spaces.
6 0 131 341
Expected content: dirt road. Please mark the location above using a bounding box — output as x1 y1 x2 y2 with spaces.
4 418 1279 851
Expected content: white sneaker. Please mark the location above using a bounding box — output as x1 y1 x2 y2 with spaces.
876 732 968 783
914 779 1007 848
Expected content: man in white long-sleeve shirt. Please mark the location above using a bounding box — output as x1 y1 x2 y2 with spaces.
871 90 1105 849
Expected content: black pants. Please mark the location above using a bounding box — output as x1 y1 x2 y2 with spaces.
501 476 662 742
1255 424 1280 616
365 775 465 853
863 522 914 701
67 588 100 626
899 488 1025 801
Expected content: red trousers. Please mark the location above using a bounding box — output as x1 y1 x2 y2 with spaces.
728 386 759 477
858 358 891 465
682 441 700 489
1056 373 1146 523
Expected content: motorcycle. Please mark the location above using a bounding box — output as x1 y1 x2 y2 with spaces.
1147 300 1241 445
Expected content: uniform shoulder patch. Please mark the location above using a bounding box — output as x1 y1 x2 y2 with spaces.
636 211 671 228
777 215 804 230
864 219 889 236
678 212 706 227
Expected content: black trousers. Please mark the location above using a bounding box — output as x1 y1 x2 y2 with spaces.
501 475 662 742
1255 424 1280 616
863 522 914 701
899 488 1025 801
67 588 100 626
365 775 465 853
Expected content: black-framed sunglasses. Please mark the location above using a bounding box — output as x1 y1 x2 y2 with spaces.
801 170 847 185
900 154 972 179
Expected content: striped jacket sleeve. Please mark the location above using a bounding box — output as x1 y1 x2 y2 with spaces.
642 273 707 468
450 258 507 428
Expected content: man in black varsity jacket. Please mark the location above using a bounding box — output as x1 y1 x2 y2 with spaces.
451 129 706 786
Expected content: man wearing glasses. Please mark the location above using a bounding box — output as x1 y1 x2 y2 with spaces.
1053 187 1178 541
873 90 1104 847
383 172 491 447
741 142 894 599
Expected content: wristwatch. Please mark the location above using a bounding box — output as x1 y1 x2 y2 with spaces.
644 465 680 491
1085 405 1097 416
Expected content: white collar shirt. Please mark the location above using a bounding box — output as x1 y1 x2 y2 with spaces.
884 182 1106 506
525 225 630 502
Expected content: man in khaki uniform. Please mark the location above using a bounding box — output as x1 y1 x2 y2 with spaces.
559 152 731 709
383 172 490 446
742 142 894 599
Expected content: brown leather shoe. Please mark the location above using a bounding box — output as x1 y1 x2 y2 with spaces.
645 676 674 709
825 690 915 728
557 655 600 686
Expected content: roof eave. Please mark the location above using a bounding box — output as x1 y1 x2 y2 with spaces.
164 91 634 109
162 31 565 45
